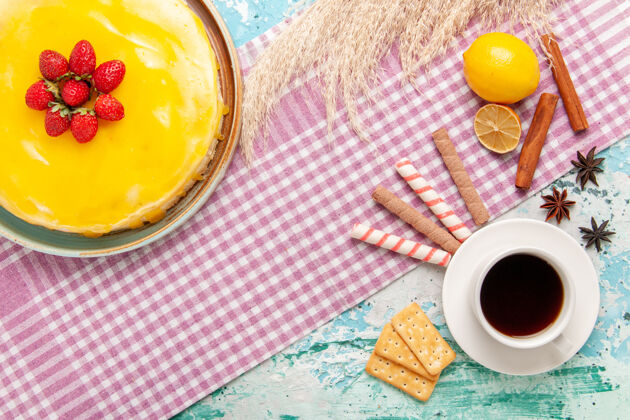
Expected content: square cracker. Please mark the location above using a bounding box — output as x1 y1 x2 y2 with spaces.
391 302 456 376
365 352 437 402
374 323 439 381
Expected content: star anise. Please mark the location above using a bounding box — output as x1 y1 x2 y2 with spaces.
571 146 604 190
540 187 576 224
579 217 615 252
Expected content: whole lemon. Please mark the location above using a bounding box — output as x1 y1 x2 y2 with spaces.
463 32 540 104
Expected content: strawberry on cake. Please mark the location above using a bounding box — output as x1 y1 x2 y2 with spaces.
0 0 224 236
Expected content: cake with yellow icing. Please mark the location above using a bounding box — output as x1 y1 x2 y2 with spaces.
0 0 224 236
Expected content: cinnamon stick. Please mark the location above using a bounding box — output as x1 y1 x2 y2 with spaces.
515 93 559 189
372 185 460 254
541 33 588 132
431 128 489 226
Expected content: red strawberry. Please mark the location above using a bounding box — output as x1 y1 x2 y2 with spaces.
70 111 98 143
45 106 71 137
61 79 90 107
93 60 125 93
25 80 54 110
69 40 96 75
94 94 124 121
39 50 68 80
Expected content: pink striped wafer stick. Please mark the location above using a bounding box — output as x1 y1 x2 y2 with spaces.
351 223 451 267
395 158 472 242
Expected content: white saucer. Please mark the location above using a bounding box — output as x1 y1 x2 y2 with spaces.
442 218 599 375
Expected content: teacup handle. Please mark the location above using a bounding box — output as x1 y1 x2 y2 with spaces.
549 333 573 354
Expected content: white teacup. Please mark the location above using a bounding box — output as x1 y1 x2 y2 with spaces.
471 247 575 350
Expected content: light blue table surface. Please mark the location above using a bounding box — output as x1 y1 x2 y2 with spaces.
174 1 630 418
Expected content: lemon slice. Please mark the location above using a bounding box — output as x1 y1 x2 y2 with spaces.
474 104 522 153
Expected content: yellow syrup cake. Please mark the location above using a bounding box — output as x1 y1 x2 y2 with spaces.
0 0 224 236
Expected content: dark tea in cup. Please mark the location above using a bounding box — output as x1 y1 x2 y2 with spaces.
480 253 564 337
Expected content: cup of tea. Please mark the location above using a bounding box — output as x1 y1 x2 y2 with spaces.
471 247 575 349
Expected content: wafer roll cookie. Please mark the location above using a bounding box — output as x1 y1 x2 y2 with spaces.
351 223 451 266
395 158 472 242
371 185 460 254
431 128 490 226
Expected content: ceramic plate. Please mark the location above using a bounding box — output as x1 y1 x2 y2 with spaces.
442 219 599 375
0 0 242 257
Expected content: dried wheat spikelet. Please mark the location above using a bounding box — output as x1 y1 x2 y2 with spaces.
240 0 561 165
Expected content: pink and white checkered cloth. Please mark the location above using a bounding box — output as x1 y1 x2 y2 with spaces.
1 0 628 418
